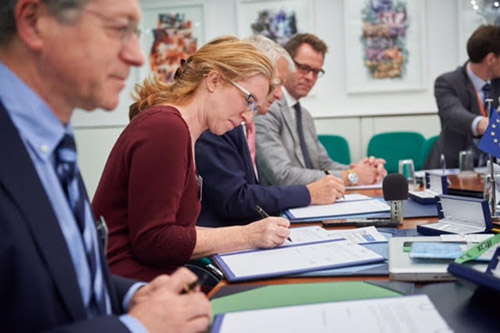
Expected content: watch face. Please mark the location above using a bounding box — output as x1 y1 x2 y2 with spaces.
348 172 359 185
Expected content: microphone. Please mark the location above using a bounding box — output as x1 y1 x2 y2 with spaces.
382 173 409 225
321 174 409 228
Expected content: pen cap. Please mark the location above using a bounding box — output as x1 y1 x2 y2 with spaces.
383 174 409 201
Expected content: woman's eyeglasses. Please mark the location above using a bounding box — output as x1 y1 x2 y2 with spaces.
230 81 259 114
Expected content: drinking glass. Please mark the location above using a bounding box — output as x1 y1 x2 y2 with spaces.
458 150 474 173
398 159 417 191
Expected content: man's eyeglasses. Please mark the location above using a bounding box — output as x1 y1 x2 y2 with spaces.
293 60 325 78
231 81 259 115
82 7 141 44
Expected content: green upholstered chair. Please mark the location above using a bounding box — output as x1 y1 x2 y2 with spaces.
318 134 351 165
421 135 439 167
367 132 426 173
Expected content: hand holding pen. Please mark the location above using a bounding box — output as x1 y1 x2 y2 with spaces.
324 169 345 200
255 205 292 242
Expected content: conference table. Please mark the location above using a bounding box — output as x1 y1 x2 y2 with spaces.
208 186 438 295
208 175 499 332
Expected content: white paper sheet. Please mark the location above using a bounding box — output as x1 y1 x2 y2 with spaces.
335 193 371 202
325 226 387 244
345 182 383 190
284 226 386 245
218 240 384 278
286 226 332 244
213 295 452 333
287 199 390 219
440 234 495 243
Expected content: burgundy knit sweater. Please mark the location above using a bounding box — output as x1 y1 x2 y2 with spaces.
93 105 199 282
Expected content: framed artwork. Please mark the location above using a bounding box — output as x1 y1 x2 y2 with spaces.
140 3 205 83
344 0 426 94
457 0 500 65
236 0 314 45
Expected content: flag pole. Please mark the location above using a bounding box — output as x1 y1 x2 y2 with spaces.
486 98 497 217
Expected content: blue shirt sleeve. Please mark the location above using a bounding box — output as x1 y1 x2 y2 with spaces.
118 282 148 332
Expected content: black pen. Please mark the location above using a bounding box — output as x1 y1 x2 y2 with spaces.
323 169 345 199
255 205 292 242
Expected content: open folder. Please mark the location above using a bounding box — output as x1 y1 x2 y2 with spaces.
283 198 390 222
212 239 385 282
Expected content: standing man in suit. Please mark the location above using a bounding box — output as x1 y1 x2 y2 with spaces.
195 35 344 228
255 33 386 187
425 25 500 169
0 0 210 332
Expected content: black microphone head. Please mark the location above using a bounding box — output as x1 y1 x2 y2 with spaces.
383 174 409 201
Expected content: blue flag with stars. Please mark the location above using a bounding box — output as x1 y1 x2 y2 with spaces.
479 106 500 158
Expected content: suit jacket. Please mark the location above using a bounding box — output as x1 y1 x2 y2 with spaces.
425 64 500 168
254 98 349 186
0 102 135 332
195 126 310 227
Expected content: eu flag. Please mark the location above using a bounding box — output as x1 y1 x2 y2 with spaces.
479 106 500 159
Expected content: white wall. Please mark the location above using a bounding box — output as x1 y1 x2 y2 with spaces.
75 0 465 198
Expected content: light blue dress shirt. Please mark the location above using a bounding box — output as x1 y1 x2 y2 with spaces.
0 62 145 332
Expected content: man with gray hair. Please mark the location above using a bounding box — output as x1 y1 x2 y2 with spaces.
255 33 386 188
0 0 210 331
195 35 345 228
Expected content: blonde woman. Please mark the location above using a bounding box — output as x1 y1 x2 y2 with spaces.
92 36 291 282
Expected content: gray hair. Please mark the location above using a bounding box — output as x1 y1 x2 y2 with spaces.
0 0 89 45
246 34 295 73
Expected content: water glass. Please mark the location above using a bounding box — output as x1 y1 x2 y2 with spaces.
458 150 474 173
398 159 417 191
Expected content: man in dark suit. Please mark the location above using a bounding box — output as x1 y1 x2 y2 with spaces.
426 25 500 169
0 0 210 331
195 35 345 227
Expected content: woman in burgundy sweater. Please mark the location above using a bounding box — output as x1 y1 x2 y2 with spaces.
92 36 291 282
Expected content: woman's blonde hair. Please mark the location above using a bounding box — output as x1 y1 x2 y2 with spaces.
130 35 275 120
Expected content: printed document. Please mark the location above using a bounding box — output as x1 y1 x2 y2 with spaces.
345 182 383 190
218 239 384 279
285 226 386 245
335 193 371 202
287 199 389 219
212 295 452 333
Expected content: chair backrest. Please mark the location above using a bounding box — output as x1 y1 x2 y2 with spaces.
318 134 351 165
421 135 439 167
367 131 426 173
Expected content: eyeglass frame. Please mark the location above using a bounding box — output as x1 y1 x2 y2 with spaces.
230 81 260 115
293 59 325 78
81 7 141 44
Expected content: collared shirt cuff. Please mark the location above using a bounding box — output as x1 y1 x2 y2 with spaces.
471 116 483 137
122 282 147 312
119 314 148 333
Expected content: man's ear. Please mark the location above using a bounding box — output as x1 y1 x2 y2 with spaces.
15 0 45 50
206 70 222 93
484 52 498 66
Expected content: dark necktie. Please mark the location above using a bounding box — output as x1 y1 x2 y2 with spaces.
55 134 107 316
293 102 313 168
483 82 491 113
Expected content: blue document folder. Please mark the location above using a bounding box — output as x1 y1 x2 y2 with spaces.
285 198 438 223
212 239 385 283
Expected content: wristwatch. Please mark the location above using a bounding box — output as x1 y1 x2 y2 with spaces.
347 169 359 185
